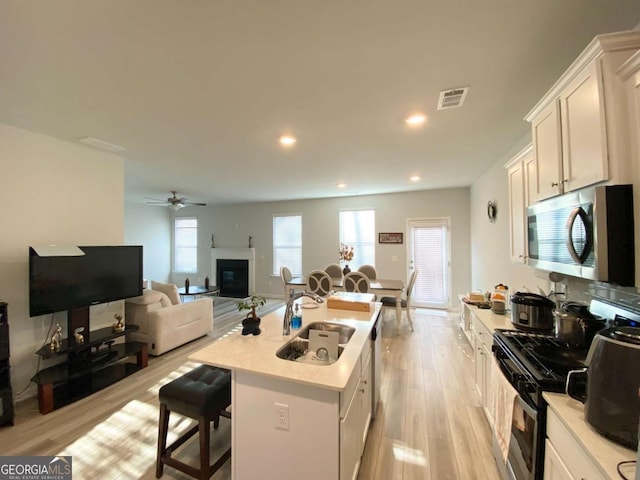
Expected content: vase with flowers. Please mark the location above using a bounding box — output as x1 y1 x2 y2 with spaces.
339 243 355 275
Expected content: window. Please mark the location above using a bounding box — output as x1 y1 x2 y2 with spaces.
273 215 302 275
339 209 375 269
174 217 198 272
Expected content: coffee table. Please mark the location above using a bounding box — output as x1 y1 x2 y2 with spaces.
178 286 221 299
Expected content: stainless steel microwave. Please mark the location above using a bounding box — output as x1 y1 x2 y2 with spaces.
526 185 634 286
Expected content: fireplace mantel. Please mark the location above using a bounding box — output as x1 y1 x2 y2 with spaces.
211 248 255 295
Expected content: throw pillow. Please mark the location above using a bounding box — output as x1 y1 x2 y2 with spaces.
150 281 181 305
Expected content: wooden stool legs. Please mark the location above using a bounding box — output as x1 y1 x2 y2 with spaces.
156 403 230 480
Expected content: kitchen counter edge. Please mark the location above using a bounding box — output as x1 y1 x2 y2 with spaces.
189 301 381 392
543 391 636 480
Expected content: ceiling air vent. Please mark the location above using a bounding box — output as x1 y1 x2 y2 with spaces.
437 87 469 110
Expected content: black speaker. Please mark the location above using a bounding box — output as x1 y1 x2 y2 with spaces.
0 323 9 361
0 386 13 427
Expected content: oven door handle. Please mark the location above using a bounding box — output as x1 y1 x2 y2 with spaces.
495 352 528 386
514 391 537 421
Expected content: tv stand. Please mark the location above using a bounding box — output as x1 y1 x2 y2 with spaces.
31 307 148 414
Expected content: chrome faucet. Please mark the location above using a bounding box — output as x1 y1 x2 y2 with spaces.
283 291 324 336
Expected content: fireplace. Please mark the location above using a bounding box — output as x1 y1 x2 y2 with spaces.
217 259 249 298
211 248 255 297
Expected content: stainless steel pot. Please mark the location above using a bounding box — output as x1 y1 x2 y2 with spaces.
510 292 555 331
553 302 605 348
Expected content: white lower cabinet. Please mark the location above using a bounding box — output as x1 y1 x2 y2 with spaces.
340 346 372 480
545 408 604 480
458 296 473 344
472 314 494 426
544 439 573 480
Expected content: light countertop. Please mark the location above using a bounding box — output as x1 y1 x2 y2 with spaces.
469 305 514 331
190 299 381 392
544 392 637 479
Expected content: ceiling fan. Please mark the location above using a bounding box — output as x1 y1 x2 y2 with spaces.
145 191 207 211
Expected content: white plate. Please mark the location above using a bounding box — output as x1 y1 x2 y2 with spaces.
301 302 320 309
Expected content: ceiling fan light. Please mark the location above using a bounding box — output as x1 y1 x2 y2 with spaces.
170 203 184 212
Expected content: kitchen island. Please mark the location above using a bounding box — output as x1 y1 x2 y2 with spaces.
190 299 382 480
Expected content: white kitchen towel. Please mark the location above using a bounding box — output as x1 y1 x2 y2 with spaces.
489 357 518 463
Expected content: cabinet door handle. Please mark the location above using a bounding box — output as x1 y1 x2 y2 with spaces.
551 181 559 187
563 179 569 183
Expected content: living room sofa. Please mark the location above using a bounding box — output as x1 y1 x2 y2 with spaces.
124 282 214 356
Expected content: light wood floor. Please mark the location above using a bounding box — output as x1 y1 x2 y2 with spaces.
0 307 499 480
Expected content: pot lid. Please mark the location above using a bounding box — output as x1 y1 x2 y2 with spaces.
510 291 555 307
555 301 605 322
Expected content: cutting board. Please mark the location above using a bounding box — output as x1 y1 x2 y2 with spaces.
327 292 374 312
308 329 339 362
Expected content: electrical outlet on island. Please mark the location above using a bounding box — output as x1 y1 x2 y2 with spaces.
274 402 290 431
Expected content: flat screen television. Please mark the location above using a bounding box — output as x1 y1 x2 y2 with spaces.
29 246 143 317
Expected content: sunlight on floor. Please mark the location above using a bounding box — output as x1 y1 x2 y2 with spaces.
56 361 208 479
392 442 427 466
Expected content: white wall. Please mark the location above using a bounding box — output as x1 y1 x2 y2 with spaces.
170 188 471 304
124 203 171 283
0 123 125 402
470 137 550 295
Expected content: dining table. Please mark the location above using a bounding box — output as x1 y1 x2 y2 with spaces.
285 276 406 330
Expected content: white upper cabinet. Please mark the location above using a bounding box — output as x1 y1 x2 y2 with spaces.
532 102 563 200
526 31 640 202
506 144 533 263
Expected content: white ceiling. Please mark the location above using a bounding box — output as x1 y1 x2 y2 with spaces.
2 1 640 206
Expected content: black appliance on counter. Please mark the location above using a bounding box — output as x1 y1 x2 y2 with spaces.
567 325 640 449
491 299 639 480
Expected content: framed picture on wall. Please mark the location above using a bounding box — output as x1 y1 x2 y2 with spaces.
378 232 403 244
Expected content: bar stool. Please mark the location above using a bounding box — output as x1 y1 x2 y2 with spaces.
156 365 231 480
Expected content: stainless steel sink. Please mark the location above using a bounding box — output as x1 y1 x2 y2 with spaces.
296 322 356 344
276 338 345 365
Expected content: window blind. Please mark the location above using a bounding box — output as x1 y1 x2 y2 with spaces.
339 210 375 269
174 217 198 272
273 215 302 275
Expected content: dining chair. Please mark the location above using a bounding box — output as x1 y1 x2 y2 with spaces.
380 269 418 331
357 264 377 280
343 271 371 293
280 266 293 298
324 263 343 279
306 270 333 297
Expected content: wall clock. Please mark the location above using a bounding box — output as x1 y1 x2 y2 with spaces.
487 201 497 222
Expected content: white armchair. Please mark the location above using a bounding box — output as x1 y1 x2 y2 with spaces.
124 283 213 356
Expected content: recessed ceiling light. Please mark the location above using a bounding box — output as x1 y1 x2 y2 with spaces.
410 176 421 182
405 113 427 126
279 134 297 146
337 183 347 189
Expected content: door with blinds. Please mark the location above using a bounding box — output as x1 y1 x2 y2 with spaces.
407 218 451 309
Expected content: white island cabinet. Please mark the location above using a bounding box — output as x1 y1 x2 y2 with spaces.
190 301 381 480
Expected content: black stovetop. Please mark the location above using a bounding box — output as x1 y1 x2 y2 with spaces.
493 329 587 389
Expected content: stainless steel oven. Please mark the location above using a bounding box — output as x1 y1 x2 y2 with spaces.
492 337 547 480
